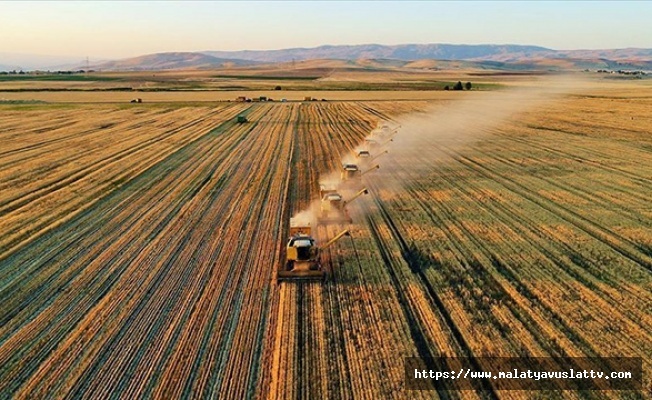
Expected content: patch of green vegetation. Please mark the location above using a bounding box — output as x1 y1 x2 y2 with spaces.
0 87 134 92
474 82 503 90
0 102 80 111
0 74 120 82
0 99 47 104
206 79 504 91
113 101 222 109
213 75 319 81
287 81 504 91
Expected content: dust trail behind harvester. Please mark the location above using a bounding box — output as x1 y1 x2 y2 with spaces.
291 75 592 227
358 75 594 198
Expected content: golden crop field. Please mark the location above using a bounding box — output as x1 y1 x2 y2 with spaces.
0 77 651 398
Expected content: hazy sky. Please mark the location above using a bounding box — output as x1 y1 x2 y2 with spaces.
2 1 651 59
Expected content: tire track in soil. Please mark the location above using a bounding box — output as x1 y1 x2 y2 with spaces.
363 191 498 398
0 106 246 260
449 151 652 269
0 105 262 396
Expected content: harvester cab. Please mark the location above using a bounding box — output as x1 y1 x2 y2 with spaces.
278 218 350 282
340 164 361 182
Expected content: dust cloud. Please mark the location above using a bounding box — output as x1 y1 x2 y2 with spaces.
361 75 594 194
290 201 321 229
291 74 593 230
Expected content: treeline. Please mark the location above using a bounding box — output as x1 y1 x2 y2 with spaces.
0 70 95 75
444 81 473 90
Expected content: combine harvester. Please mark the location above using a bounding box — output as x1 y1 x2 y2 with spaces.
364 138 380 148
277 121 393 283
364 136 394 149
340 163 379 183
318 186 369 224
357 148 387 161
375 122 400 137
277 218 350 281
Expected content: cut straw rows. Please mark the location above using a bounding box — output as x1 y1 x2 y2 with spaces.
0 98 650 398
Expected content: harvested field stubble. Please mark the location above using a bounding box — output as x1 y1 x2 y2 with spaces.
0 83 651 398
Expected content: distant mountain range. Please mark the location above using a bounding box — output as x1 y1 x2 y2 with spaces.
204 44 652 64
203 44 555 63
3 44 652 71
92 52 252 71
97 44 652 71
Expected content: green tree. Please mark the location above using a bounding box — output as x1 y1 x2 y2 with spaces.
453 81 463 90
465 81 472 90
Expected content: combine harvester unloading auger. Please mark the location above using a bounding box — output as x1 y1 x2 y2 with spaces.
367 150 388 165
277 218 351 282
375 122 400 137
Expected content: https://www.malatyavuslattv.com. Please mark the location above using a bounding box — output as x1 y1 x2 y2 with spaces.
405 357 643 391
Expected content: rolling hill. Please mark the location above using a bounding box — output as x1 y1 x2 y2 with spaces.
203 44 652 64
89 52 256 71
17 44 651 72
